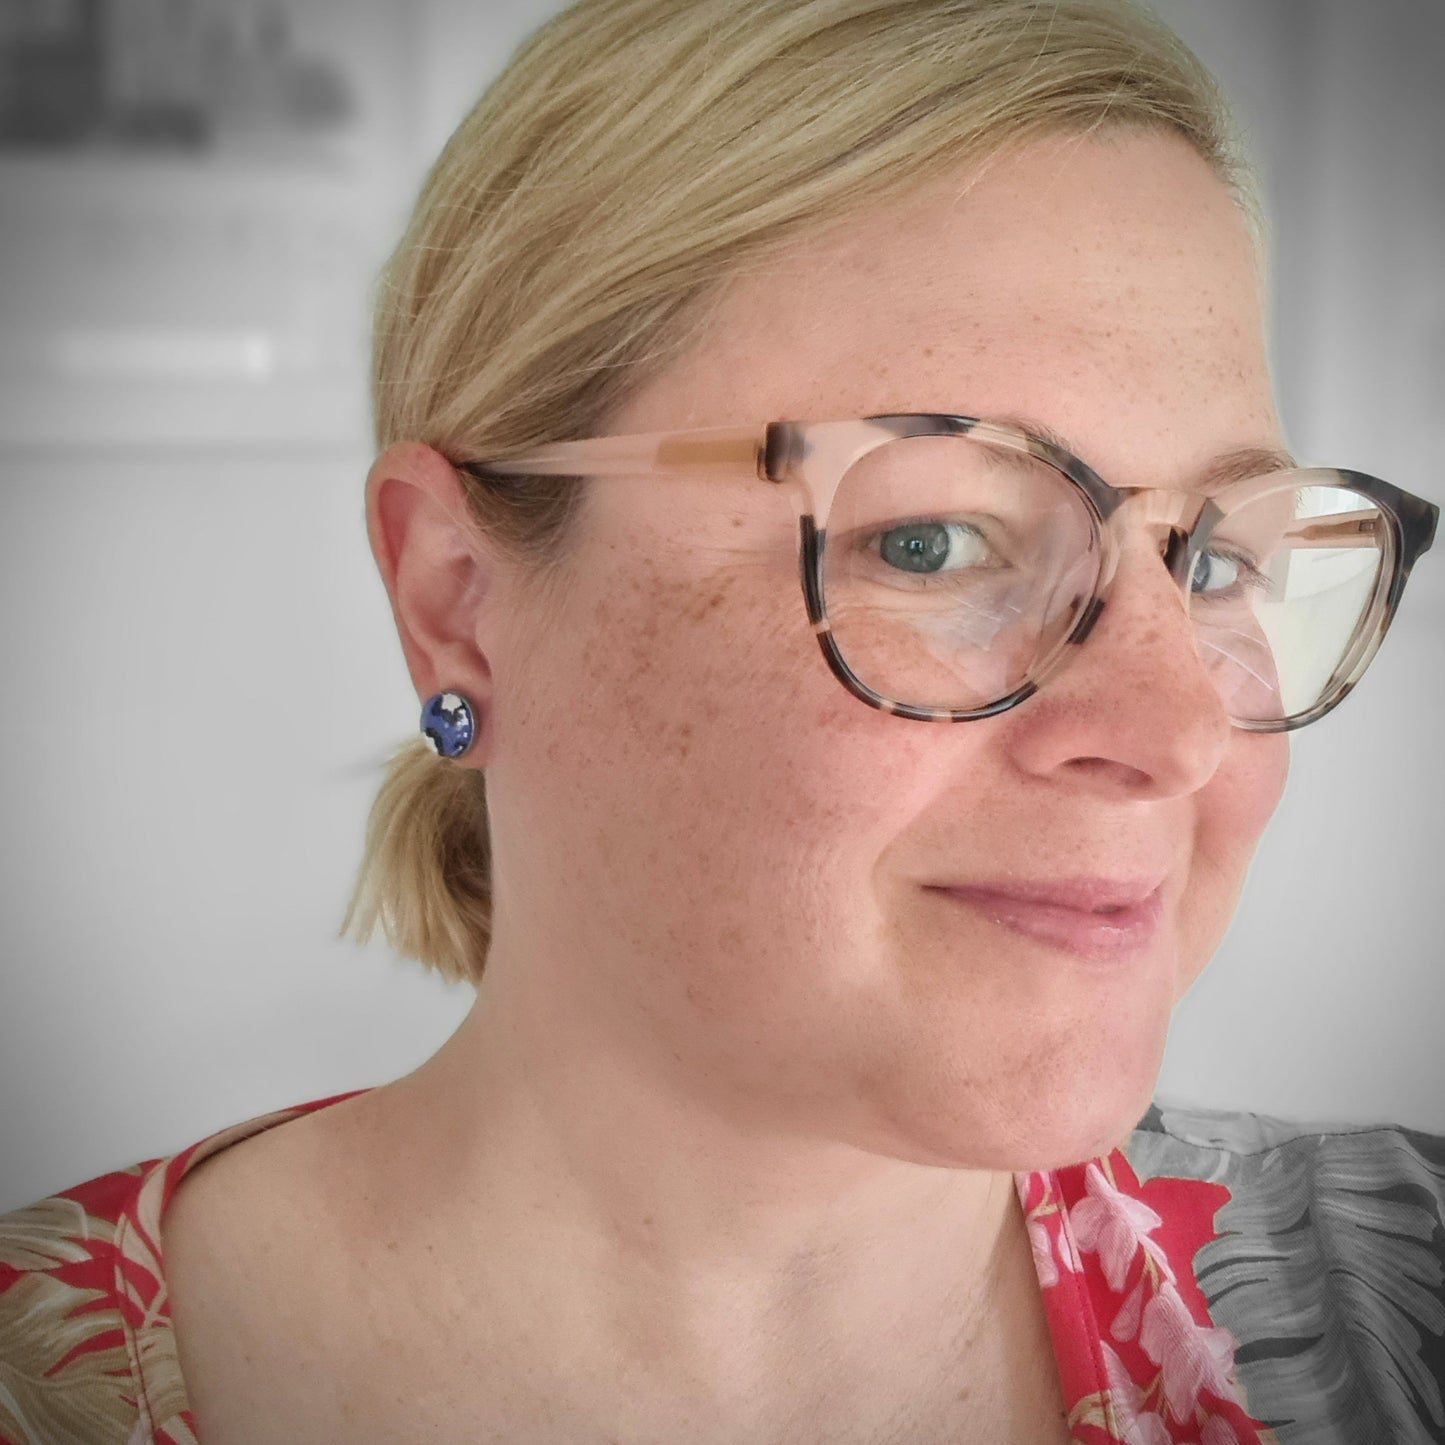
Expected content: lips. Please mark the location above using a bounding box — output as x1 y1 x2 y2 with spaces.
932 876 1166 962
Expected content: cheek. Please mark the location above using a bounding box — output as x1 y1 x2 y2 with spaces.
566 545 894 805
1176 731 1289 998
530 553 938 975
526 559 778 842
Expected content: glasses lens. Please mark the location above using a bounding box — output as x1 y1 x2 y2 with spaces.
1189 482 1389 724
821 434 1101 712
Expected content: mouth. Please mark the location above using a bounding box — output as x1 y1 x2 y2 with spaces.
930 882 1165 963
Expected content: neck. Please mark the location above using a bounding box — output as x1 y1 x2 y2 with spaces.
351 964 1031 1387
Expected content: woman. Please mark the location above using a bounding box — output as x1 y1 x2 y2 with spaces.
2 1 1440 1442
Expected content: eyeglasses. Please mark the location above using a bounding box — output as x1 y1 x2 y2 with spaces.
459 414 1439 733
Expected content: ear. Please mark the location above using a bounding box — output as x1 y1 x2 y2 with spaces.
366 442 502 767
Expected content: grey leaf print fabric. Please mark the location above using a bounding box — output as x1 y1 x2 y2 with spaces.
1127 1103 1445 1445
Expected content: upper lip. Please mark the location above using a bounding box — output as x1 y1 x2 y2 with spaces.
936 876 1166 912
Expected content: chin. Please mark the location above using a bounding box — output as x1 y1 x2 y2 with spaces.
981 1050 1166 1173
872 1061 1162 1176
1037 1110 1152 1171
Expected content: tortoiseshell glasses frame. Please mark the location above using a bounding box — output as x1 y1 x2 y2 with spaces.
459 414 1439 733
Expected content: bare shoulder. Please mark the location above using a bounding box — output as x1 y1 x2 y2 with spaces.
163 1089 377 1271
162 1093 386 1444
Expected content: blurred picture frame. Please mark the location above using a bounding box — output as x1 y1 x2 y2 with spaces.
0 0 417 449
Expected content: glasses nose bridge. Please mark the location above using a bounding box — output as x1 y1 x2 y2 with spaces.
1102 487 1219 589
1111 486 1211 534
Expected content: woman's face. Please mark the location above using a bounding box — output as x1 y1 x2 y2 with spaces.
476 129 1290 1171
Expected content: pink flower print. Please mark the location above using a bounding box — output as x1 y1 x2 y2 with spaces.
1202 1418 1243 1445
1143 1236 1178 1289
1028 1212 1060 1288
1028 1210 1082 1289
1023 1181 1082 1292
1070 1161 1164 1291
1057 1214 1083 1272
1138 1283 1241 1423
1101 1343 1173 1445
1112 1277 1146 1343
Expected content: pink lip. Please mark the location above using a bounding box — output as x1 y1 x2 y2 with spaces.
934 878 1165 962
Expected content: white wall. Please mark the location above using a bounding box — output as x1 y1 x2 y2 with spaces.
1 0 1441 1214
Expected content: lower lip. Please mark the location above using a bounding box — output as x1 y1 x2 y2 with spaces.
936 886 1164 962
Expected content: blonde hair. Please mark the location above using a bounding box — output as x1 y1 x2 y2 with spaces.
342 0 1254 984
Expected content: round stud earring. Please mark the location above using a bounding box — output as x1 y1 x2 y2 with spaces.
420 692 478 759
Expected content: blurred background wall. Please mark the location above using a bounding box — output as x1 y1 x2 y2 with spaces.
1 0 1441 1212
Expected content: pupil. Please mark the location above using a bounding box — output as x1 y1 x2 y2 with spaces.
884 523 951 573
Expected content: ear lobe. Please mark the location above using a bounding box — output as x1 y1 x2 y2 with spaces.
366 442 501 745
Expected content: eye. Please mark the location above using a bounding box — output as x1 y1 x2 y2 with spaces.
877 520 993 574
1190 546 1268 599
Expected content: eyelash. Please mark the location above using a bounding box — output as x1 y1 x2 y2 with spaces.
1192 546 1272 600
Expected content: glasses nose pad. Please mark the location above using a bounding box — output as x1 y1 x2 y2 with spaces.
1025 548 1103 673
1066 524 1197 640
1066 592 1105 644
1161 525 1192 585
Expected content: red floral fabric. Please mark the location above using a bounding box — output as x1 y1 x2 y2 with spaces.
1016 1154 1276 1444
1 1095 1275 1444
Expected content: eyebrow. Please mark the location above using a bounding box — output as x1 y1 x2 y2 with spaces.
997 412 1300 492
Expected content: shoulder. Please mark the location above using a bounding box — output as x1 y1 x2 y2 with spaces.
1125 1101 1445 1445
1126 1099 1445 1240
0 1091 368 1445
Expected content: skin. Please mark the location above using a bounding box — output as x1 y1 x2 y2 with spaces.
164 128 1291 1442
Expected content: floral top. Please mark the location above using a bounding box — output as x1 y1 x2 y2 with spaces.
2 1094 1442 1445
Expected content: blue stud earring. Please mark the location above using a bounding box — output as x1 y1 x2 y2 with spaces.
420 692 478 759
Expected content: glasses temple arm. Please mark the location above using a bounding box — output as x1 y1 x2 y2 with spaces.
458 428 766 481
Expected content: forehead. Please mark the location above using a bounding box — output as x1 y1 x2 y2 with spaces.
616 129 1283 488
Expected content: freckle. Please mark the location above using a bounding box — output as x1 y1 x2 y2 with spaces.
684 583 729 622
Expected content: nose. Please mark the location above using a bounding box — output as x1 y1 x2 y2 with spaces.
1006 532 1234 799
